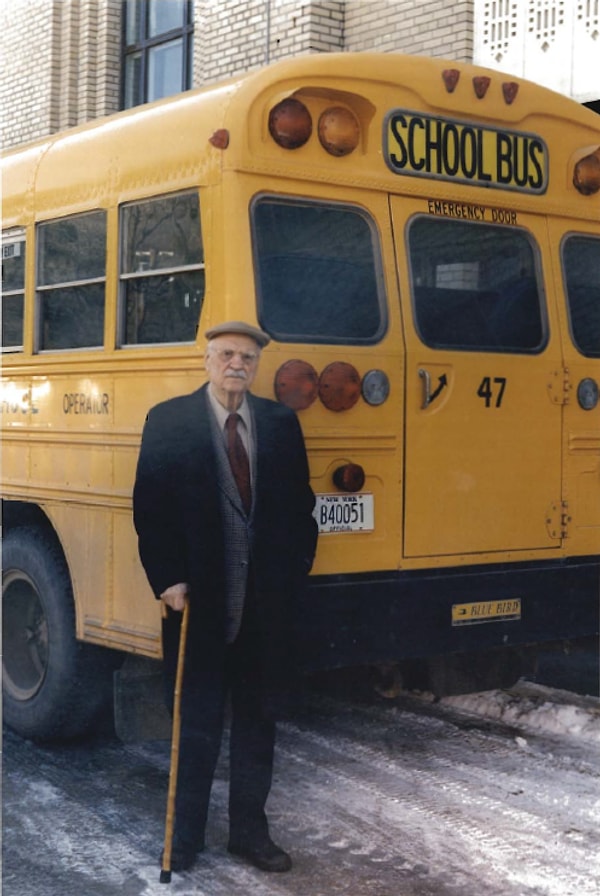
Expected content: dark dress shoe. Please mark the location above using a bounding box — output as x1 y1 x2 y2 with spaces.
228 836 292 872
159 839 201 872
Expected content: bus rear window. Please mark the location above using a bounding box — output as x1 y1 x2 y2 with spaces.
252 197 385 344
408 217 545 353
563 235 600 359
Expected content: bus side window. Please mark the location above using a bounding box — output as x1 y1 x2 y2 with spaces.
409 217 545 353
563 235 600 359
37 212 106 351
119 192 204 346
2 232 25 352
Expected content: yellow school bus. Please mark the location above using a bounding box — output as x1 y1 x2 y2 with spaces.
2 53 599 739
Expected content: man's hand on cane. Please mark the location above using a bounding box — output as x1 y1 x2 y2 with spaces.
161 583 190 613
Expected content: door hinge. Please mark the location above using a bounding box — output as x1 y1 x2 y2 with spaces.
547 367 571 406
545 500 570 539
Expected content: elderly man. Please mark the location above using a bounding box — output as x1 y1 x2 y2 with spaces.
133 321 317 874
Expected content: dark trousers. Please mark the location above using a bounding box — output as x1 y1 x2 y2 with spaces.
172 594 276 849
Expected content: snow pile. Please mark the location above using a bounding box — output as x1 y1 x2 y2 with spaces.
441 686 600 746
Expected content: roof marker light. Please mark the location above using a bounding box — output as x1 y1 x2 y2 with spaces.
443 69 460 93
473 76 491 99
209 129 230 149
318 106 360 156
268 98 312 149
502 82 519 104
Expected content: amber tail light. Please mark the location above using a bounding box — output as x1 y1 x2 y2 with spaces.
318 106 360 157
573 146 600 196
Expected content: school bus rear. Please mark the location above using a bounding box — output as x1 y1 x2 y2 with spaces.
2 54 599 739
219 54 600 673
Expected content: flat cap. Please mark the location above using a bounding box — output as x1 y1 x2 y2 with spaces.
205 320 271 348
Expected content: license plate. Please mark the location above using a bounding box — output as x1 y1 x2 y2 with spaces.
314 493 374 533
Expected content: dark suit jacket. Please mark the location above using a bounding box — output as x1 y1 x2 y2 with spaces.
133 384 318 714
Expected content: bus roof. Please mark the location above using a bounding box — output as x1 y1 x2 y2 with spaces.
3 52 599 226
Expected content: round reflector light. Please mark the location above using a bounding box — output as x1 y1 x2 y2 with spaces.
318 106 360 157
268 98 312 149
274 360 319 410
333 463 366 492
318 362 361 412
361 369 390 406
577 377 599 410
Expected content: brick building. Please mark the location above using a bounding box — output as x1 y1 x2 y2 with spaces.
0 0 598 151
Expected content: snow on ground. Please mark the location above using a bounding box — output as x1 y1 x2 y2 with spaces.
4 681 600 896
441 681 600 745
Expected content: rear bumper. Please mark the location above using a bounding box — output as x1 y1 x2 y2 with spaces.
298 556 600 672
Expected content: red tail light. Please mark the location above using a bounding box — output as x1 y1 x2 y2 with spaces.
318 362 361 412
333 463 366 492
274 359 319 409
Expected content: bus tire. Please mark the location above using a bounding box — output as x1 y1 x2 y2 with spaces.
2 526 116 741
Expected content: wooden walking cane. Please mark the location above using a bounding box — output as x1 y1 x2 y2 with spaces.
160 599 190 884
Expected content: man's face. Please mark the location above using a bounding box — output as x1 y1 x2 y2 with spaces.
205 334 261 410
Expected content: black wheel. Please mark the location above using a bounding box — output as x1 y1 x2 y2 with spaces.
2 526 116 740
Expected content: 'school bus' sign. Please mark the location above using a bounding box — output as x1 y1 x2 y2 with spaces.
385 110 549 194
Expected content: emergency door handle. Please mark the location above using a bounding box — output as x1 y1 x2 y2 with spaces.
418 367 448 409
418 368 432 409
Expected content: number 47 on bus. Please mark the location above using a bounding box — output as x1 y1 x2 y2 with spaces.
477 376 507 408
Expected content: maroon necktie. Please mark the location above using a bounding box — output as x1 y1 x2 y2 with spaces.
225 413 252 514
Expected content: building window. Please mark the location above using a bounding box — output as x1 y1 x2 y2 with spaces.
123 0 193 109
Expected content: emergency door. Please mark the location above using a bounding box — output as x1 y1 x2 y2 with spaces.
391 200 564 559
547 220 600 558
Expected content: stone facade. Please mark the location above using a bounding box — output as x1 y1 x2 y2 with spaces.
194 0 473 85
1 0 122 148
1 0 56 147
193 0 345 84
1 0 474 151
344 0 473 59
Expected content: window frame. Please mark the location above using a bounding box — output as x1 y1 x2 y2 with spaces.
35 210 107 354
407 214 548 355
121 0 194 109
561 231 600 360
251 193 388 346
118 190 205 348
1 229 26 353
